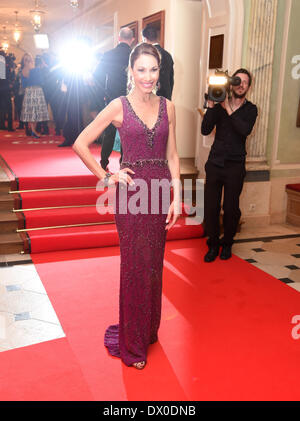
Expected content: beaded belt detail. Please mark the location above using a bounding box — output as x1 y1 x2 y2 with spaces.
121 159 168 168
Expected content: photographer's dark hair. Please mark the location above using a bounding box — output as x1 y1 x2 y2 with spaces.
232 68 252 86
129 42 161 69
142 25 158 42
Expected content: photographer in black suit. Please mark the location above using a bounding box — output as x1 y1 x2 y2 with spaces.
93 27 134 170
142 25 174 100
201 69 258 262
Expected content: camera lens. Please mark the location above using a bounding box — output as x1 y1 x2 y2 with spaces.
208 86 226 102
212 87 223 98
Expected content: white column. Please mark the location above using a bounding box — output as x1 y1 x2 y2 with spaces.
245 0 278 163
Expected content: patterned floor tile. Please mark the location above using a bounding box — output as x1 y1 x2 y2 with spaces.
278 278 294 284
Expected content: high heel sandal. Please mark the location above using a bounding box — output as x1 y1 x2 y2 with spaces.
133 361 146 370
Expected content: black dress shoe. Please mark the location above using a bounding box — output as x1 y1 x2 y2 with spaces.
220 245 232 260
204 246 219 262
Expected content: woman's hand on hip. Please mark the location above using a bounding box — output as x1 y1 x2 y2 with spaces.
109 168 135 186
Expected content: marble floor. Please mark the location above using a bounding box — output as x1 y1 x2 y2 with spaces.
234 223 300 291
0 261 65 352
1 222 300 352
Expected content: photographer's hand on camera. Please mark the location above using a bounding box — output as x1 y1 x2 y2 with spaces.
207 99 215 109
220 93 233 115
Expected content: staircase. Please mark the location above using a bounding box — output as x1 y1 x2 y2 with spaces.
0 163 25 256
0 157 202 260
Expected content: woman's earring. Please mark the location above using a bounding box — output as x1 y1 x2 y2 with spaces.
127 75 134 93
156 81 161 92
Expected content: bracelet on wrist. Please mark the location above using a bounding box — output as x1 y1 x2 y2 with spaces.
103 172 112 187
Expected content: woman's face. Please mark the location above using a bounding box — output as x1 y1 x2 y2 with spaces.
130 54 159 94
24 54 33 68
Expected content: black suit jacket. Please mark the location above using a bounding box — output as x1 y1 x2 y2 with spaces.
154 44 174 100
93 42 131 105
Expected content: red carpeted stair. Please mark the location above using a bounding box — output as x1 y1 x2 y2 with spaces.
27 217 204 253
1 131 204 253
15 187 104 208
19 182 203 253
19 205 115 229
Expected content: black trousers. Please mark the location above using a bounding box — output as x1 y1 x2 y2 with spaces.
14 94 24 123
204 160 246 247
62 83 84 145
0 92 13 130
100 123 123 170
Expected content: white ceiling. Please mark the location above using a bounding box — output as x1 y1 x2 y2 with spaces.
0 0 104 39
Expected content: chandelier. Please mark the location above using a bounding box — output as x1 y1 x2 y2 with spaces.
13 11 22 44
70 0 79 8
30 0 46 33
1 26 9 52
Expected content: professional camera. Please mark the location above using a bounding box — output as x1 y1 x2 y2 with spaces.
204 70 241 107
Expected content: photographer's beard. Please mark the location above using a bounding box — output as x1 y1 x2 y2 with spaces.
232 84 248 99
232 90 247 99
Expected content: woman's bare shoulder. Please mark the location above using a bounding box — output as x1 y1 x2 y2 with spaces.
109 97 123 110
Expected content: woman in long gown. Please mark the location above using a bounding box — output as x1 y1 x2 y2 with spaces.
73 43 180 369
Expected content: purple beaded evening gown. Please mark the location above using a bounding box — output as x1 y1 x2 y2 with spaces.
104 95 171 366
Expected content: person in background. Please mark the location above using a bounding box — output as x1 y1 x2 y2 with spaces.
142 24 174 100
14 63 27 131
0 50 15 132
20 53 49 138
44 53 67 137
35 54 50 135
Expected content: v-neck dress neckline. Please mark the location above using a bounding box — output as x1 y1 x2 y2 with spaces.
124 96 163 131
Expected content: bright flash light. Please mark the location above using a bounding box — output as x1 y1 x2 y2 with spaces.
34 34 49 49
59 40 95 75
208 75 227 85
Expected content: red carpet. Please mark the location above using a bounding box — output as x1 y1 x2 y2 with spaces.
0 130 120 190
1 238 300 401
